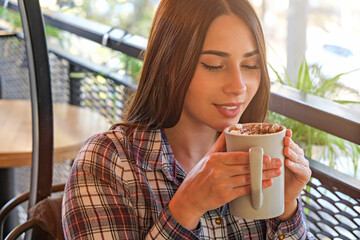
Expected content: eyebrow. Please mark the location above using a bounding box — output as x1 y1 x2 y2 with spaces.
200 49 259 58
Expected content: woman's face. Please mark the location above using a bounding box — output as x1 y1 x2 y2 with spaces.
181 14 261 132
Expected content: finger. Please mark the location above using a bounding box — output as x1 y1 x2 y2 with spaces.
263 155 271 165
218 152 271 166
285 159 312 182
284 147 309 167
229 164 281 185
224 157 280 179
284 147 300 163
286 129 292 138
223 164 250 176
207 131 226 155
284 137 304 156
229 174 250 187
262 167 282 180
263 158 282 170
214 151 249 166
208 131 271 161
231 179 273 199
262 179 273 189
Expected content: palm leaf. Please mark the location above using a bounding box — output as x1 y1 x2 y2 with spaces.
283 67 292 86
316 68 360 97
334 100 360 104
297 59 312 93
268 58 360 179
268 64 285 84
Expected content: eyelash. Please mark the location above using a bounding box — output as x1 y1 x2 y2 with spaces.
201 62 223 72
241 65 260 70
201 62 260 72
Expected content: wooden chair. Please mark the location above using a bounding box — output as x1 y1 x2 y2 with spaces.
0 184 65 240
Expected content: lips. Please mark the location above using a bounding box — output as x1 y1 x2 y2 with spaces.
214 102 243 118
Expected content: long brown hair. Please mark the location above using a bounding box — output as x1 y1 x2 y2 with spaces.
124 0 270 129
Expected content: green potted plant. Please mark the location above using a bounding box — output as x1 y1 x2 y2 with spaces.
267 59 360 179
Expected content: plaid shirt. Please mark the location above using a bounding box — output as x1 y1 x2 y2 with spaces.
62 124 314 239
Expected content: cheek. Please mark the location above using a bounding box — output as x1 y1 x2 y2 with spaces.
246 73 261 99
188 67 204 91
186 68 218 101
184 76 209 108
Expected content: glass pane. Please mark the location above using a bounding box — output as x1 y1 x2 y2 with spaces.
40 0 160 38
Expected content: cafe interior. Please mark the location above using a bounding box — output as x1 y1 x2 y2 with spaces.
0 0 359 239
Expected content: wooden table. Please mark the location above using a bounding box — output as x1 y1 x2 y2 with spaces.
0 99 111 167
0 99 111 232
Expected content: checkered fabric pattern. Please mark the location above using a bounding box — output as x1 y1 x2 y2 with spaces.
62 124 314 239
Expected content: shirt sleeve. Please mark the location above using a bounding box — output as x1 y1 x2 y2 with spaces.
62 133 201 240
146 206 202 240
266 198 316 240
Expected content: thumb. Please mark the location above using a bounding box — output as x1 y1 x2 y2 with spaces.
286 129 292 138
206 131 226 155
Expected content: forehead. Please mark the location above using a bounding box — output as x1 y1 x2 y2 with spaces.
202 14 257 54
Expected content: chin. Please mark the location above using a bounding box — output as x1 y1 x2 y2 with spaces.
214 120 239 132
210 113 243 132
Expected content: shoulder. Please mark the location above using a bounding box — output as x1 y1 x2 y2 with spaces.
79 124 136 155
77 124 165 169
65 125 141 196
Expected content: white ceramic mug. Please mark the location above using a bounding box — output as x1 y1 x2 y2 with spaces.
224 123 286 219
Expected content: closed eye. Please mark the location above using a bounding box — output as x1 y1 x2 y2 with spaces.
241 65 260 70
201 62 224 71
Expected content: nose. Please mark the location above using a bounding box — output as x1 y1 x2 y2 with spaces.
223 68 247 95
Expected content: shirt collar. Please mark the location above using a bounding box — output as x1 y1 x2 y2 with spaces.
130 127 186 185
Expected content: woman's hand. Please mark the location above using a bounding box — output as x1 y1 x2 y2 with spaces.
168 132 282 230
278 129 312 220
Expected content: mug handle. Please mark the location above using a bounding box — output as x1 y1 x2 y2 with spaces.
249 147 263 210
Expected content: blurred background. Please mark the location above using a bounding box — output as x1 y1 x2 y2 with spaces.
0 2 359 238
1 0 359 94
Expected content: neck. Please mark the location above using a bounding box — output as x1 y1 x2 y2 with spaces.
164 122 218 173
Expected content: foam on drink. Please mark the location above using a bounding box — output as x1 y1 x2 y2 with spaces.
227 123 283 135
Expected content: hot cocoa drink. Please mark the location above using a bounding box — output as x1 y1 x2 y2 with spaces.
227 123 284 135
225 122 286 219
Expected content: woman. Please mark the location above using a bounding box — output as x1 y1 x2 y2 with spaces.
62 0 314 239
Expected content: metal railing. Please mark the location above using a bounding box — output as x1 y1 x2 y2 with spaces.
0 2 359 239
0 0 146 59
